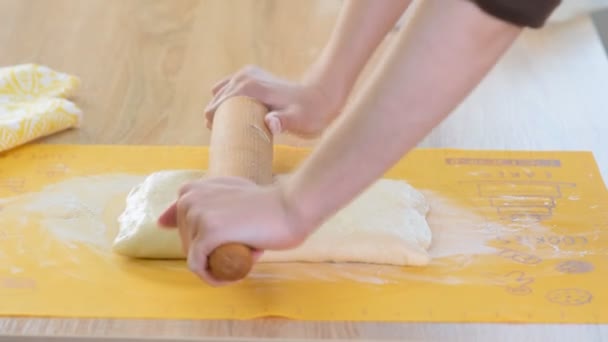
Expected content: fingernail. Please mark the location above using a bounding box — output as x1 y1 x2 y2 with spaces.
187 245 204 274
187 256 202 275
267 116 280 135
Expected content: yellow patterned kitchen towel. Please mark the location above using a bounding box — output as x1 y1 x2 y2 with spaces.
0 64 82 152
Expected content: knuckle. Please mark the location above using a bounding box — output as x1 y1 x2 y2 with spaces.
178 182 193 196
176 191 195 209
185 208 202 227
237 79 254 91
237 79 264 97
234 70 251 82
235 64 259 81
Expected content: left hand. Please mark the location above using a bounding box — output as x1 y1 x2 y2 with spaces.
157 176 307 286
204 65 344 137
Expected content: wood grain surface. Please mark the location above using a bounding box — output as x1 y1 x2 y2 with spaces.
1 0 607 340
0 0 342 147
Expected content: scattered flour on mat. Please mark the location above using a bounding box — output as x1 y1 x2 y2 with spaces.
421 190 550 259
3 174 144 250
9 266 23 274
3 175 548 259
269 190 552 286
1 174 557 286
249 263 468 285
246 191 553 286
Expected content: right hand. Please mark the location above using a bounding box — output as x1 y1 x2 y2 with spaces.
204 65 343 137
157 175 309 286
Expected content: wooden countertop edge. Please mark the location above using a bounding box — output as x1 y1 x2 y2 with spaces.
0 337 406 342
1 318 607 341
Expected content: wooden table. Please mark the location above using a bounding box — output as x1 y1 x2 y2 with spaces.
1 0 607 340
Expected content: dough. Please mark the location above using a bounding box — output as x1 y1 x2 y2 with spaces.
112 170 432 266
113 171 200 259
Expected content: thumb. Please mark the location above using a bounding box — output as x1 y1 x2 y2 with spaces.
157 202 178 228
265 108 298 135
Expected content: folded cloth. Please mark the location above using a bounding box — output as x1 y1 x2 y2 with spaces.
0 64 82 152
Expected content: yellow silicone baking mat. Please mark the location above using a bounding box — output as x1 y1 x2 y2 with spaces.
0 144 606 323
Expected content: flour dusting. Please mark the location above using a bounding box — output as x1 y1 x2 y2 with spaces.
1 174 144 251
0 174 566 287
9 266 23 274
239 190 554 287
248 262 470 286
421 190 551 259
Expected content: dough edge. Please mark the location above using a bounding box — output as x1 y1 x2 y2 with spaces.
112 170 433 266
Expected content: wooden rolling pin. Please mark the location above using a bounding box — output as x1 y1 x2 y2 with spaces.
206 96 274 282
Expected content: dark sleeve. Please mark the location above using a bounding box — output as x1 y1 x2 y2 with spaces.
471 0 562 28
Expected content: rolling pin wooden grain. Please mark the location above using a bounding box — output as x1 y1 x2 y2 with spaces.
206 96 274 282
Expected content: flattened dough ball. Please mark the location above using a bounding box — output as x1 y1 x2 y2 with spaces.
113 170 433 266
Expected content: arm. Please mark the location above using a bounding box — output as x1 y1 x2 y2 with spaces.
303 0 413 107
283 0 523 231
203 0 413 137
159 0 561 286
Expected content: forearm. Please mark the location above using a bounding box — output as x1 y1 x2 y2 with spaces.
303 0 412 108
284 0 522 232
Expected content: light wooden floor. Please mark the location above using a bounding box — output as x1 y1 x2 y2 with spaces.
1 0 608 340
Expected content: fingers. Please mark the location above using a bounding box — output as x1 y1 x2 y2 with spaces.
157 181 199 228
206 80 268 117
204 66 274 127
188 240 261 286
264 112 283 135
178 181 196 196
157 202 178 227
204 78 233 122
176 193 194 254
211 76 230 96
160 177 262 286
186 240 212 283
187 235 235 287
265 108 299 135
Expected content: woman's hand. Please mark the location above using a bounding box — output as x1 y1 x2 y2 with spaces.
157 176 309 286
203 0 416 137
204 65 343 137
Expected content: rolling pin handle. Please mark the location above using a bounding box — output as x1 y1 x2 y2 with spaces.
208 243 254 282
